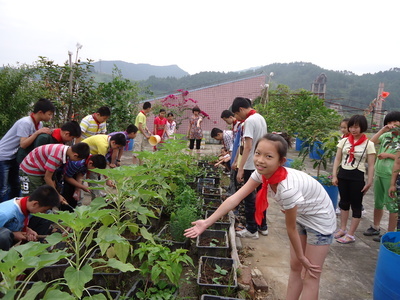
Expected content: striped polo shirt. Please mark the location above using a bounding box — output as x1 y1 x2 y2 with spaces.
20 144 69 176
80 114 107 140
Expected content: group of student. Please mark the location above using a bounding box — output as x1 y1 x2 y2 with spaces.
186 96 400 299
0 99 139 251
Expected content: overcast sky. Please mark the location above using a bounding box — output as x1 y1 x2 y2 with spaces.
0 0 398 75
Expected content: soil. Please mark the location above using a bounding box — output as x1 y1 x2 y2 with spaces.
199 260 234 286
202 187 221 195
198 235 226 247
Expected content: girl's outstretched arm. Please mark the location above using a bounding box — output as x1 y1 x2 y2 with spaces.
184 178 260 238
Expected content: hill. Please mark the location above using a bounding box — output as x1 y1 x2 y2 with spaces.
139 62 400 114
91 60 189 81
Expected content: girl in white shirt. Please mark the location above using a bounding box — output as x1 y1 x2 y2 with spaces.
185 133 336 300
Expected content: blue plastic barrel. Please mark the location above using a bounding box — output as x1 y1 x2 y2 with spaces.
125 139 134 151
374 232 400 299
309 141 324 160
284 158 294 168
323 185 338 209
295 138 305 151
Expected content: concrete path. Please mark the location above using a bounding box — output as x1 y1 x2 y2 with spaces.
239 147 384 300
120 143 384 300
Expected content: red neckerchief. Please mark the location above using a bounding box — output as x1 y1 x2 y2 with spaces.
92 114 102 132
244 109 257 120
19 196 30 232
140 110 146 115
30 113 40 131
51 128 63 143
85 154 93 176
347 133 368 164
255 166 288 225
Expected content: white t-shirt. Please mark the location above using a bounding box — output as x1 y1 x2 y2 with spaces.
251 168 336 235
242 113 267 170
337 137 375 173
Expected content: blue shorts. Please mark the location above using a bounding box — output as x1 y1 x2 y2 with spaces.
296 223 333 245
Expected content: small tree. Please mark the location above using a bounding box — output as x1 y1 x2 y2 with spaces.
151 89 210 129
0 65 43 137
97 67 147 133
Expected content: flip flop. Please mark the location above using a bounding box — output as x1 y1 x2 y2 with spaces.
333 229 347 239
337 234 355 244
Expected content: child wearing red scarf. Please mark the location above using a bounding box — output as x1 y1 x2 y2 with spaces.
332 115 376 244
0 185 59 250
77 106 110 142
185 133 336 299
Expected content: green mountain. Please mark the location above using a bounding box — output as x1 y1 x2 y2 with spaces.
91 60 189 81
139 62 400 114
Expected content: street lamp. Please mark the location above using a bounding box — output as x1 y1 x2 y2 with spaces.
261 72 274 106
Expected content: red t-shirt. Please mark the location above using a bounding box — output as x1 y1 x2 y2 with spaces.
154 117 167 137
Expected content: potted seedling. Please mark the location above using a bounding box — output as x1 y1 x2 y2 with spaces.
197 256 237 294
196 229 229 257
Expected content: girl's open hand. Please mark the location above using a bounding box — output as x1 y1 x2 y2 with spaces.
299 256 322 279
184 220 207 238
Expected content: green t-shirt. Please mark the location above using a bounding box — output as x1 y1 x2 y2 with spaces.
375 132 398 178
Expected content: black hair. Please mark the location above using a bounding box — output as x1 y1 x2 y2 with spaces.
348 115 368 133
221 146 228 152
167 112 174 117
61 121 81 137
341 118 350 124
211 128 223 138
110 133 126 146
384 111 400 125
29 185 60 208
33 98 55 113
71 142 90 159
231 97 251 113
220 110 234 119
192 106 201 113
159 109 166 113
255 133 290 162
143 102 152 110
126 124 138 134
90 154 107 169
97 106 111 117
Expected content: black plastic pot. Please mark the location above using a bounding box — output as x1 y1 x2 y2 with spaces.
156 224 190 251
202 198 223 210
197 256 237 294
126 279 178 299
196 229 229 257
205 210 231 231
200 295 245 300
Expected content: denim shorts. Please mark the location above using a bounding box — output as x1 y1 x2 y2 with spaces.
296 223 333 245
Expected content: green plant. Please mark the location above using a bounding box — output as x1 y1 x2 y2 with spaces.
0 240 69 300
289 158 305 171
214 264 228 276
383 241 400 255
35 198 138 299
316 173 334 186
133 241 193 297
210 238 220 247
299 131 341 178
169 205 199 242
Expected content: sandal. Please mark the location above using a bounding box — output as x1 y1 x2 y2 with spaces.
333 229 347 239
337 234 355 244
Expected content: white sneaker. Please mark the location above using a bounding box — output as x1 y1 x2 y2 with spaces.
236 229 259 239
258 228 268 236
335 207 341 215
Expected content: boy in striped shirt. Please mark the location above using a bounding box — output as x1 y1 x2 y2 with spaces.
76 106 111 142
19 143 90 203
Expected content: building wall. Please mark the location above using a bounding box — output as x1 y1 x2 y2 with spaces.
146 75 266 138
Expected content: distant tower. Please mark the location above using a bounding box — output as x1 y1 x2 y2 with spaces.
311 73 327 99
